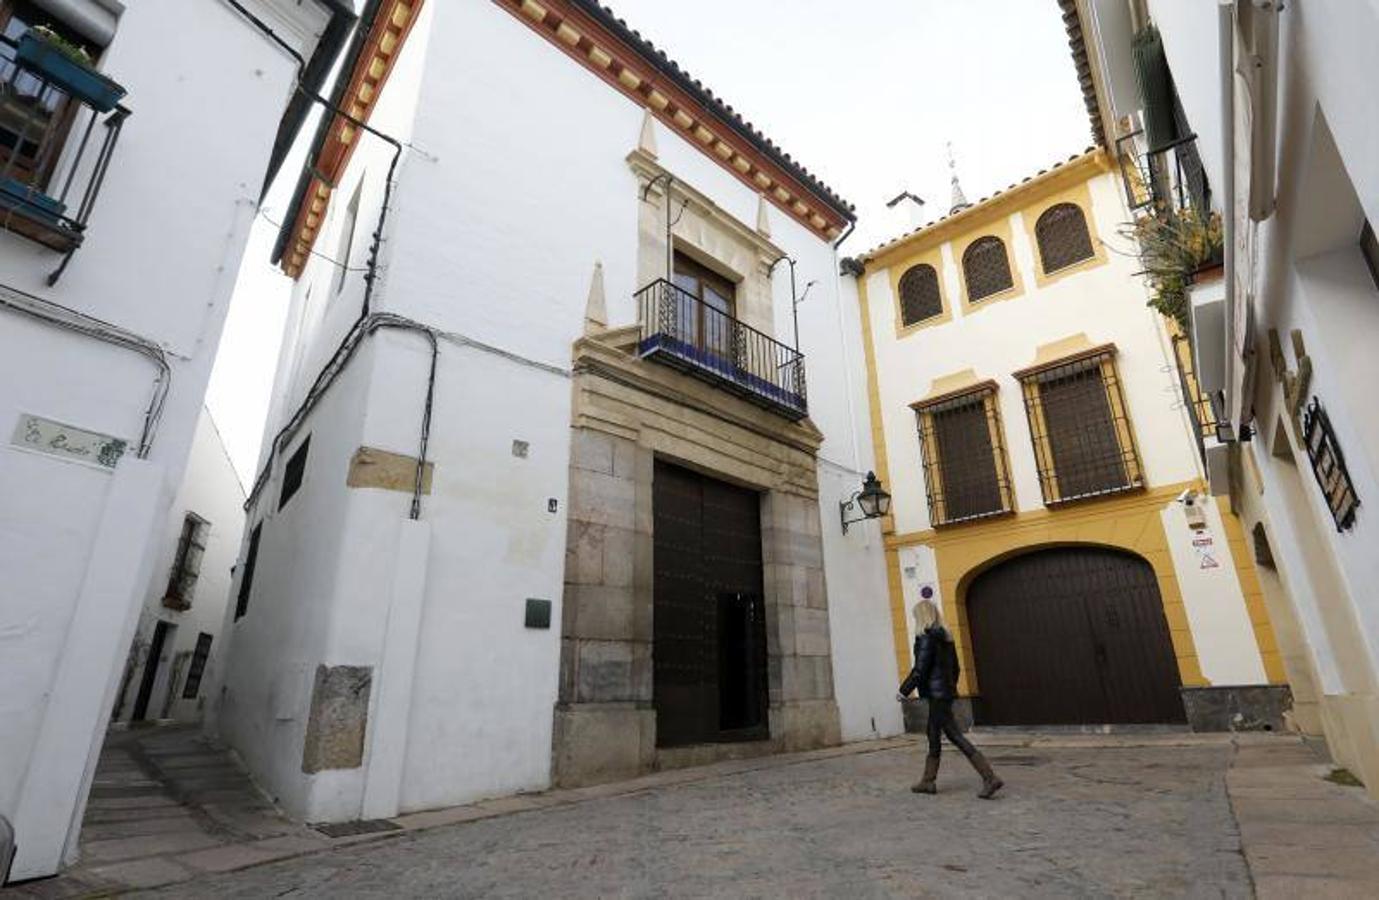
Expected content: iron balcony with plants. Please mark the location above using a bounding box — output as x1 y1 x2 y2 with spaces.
634 278 808 420
0 26 128 273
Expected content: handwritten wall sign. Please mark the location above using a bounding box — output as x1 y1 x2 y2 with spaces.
10 414 127 469
1302 398 1359 532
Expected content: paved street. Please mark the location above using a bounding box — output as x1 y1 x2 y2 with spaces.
7 730 1376 898
122 734 1372 898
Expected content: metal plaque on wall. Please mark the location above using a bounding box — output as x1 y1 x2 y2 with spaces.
1302 398 1359 532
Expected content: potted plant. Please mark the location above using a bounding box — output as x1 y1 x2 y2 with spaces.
1123 207 1223 331
16 25 125 113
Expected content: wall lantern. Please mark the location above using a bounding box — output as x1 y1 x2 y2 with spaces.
840 471 891 533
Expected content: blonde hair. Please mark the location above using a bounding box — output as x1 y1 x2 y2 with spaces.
912 599 942 633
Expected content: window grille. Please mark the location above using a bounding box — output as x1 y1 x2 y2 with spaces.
1035 203 1095 274
279 435 310 511
898 263 942 326
962 236 1013 302
914 384 1013 525
234 522 262 620
1170 330 1217 462
163 513 208 611
1018 348 1143 505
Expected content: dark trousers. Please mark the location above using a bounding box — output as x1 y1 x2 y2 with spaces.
926 698 977 760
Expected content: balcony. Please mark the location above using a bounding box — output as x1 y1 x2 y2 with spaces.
1116 127 1210 216
0 31 128 267
634 279 808 420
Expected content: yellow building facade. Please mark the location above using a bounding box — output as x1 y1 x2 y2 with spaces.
847 150 1288 730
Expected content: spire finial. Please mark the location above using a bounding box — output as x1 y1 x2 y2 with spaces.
947 141 970 215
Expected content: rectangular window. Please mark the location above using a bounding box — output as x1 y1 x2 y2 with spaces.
234 522 262 620
181 633 213 700
1018 347 1143 505
279 435 310 511
334 180 362 294
671 250 737 360
163 512 209 611
0 1 103 189
913 383 1013 525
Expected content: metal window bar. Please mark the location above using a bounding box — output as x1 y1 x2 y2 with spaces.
1035 203 1095 274
0 32 129 269
1019 351 1144 506
915 387 1013 526
898 263 942 326
1116 127 1210 216
1170 331 1217 463
635 278 807 419
963 236 1014 302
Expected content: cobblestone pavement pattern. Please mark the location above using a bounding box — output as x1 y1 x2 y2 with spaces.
134 742 1258 898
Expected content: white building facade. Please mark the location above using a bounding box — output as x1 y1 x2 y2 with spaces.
1070 0 1379 797
111 408 245 728
848 150 1286 732
0 0 351 880
213 0 902 826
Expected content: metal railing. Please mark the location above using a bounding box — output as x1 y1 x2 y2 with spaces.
0 32 128 275
1170 331 1218 465
634 278 807 419
1116 127 1209 216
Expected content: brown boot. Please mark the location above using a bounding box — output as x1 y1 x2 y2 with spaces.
969 751 1003 799
911 754 940 794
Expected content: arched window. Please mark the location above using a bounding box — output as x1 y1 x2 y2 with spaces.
898 263 942 326
963 237 1014 302
1035 203 1095 273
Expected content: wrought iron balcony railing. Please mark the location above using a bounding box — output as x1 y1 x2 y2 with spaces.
635 278 807 420
1115 127 1209 215
0 31 128 277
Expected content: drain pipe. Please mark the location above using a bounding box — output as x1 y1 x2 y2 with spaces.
1217 0 1237 431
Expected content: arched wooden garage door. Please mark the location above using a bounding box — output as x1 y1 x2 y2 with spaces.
966 546 1185 725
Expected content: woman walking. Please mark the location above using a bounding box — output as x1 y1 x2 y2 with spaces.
897 600 1003 798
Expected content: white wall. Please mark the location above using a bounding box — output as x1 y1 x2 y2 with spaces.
0 0 328 878
216 0 901 820
114 409 246 725
864 171 1200 538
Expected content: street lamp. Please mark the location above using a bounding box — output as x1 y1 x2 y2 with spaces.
840 471 891 533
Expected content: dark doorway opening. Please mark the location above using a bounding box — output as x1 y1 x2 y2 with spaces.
966 546 1185 726
653 461 768 747
131 620 172 722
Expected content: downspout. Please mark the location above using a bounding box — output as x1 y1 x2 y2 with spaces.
1218 0 1236 432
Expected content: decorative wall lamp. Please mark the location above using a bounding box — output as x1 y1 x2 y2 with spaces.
840 471 891 533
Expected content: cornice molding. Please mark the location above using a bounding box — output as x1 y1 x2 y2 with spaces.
498 0 849 241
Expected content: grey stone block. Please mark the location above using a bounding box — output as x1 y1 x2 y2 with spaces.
301 665 371 774
569 469 637 530
795 608 831 657
602 526 635 588
566 584 636 641
571 429 615 475
1181 685 1293 733
552 704 655 787
574 640 637 703
565 521 604 586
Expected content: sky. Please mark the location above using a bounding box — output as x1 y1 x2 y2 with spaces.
207 0 1093 485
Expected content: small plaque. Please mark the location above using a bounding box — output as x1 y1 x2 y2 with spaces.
524 598 552 629
10 413 127 469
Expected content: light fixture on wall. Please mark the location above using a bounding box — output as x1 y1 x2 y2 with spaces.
840 471 891 533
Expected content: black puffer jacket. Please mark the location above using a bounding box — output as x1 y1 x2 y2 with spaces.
899 625 961 701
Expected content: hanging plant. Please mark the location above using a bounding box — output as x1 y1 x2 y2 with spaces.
29 25 94 66
1123 207 1223 331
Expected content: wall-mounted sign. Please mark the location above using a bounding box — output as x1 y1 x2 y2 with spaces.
1302 398 1359 532
9 414 127 469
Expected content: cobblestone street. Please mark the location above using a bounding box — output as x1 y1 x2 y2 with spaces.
92 733 1369 898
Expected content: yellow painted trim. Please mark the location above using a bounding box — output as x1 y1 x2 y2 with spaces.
854 275 908 678
885 480 1209 691
953 215 1026 315
887 247 952 337
865 149 1114 270
1020 178 1109 289
1218 495 1289 684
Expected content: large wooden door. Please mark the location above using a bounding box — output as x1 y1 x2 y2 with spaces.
967 547 1185 725
653 461 767 747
